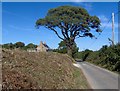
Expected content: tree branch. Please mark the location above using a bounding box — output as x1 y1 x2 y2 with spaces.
59 23 70 39
73 26 83 38
46 26 64 40
61 29 67 39
76 35 86 38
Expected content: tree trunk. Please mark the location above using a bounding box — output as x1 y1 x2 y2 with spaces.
67 46 73 57
65 38 75 58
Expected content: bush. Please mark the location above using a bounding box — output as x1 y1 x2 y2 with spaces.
85 44 120 73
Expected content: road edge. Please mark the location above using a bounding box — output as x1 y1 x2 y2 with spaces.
85 62 118 77
73 63 93 89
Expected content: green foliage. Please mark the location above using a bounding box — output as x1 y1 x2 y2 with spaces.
58 41 66 49
82 49 93 61
75 49 93 61
83 44 120 74
2 43 15 49
75 44 120 73
36 6 101 36
72 44 79 58
53 40 79 58
2 42 37 51
36 5 101 57
26 43 37 49
52 41 67 54
14 42 25 48
75 52 83 59
58 40 67 53
58 48 67 54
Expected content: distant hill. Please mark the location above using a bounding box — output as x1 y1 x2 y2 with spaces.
2 49 90 89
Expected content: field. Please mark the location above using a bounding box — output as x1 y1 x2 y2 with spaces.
2 49 90 89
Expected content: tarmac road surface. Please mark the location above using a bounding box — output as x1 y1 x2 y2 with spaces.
77 61 119 89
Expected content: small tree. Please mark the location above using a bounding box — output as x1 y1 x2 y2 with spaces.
58 40 67 53
82 49 92 61
36 6 101 57
26 43 37 49
14 42 25 48
55 40 78 58
2 43 14 49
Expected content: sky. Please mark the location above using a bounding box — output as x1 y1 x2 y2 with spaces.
2 2 119 51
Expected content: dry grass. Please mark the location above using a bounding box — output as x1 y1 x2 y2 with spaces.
2 49 90 89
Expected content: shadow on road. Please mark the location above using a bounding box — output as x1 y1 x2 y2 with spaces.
75 59 84 62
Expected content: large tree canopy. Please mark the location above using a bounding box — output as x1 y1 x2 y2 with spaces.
36 5 101 57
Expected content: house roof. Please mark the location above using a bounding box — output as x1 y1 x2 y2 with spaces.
43 43 49 48
37 41 50 49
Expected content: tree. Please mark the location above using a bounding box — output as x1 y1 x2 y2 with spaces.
14 42 25 48
26 43 37 49
58 40 67 50
82 49 92 61
54 40 79 58
2 43 14 49
9 43 15 49
36 6 101 57
58 40 68 54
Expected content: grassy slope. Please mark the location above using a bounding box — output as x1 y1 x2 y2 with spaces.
2 49 90 89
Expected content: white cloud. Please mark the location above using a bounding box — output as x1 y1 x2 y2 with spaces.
70 2 93 11
83 3 92 11
98 15 109 22
98 15 118 29
101 22 118 28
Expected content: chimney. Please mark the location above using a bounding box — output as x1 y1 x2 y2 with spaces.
40 41 43 44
